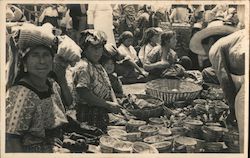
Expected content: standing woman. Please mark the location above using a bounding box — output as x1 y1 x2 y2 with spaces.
5 24 79 152
138 27 162 66
87 4 116 46
73 30 121 133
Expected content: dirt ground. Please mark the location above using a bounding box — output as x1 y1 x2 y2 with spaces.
122 83 146 95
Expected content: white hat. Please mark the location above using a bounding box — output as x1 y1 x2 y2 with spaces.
189 21 238 55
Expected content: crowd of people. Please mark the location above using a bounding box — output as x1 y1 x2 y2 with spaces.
5 3 246 153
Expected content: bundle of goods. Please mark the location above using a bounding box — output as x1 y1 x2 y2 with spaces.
146 79 202 104
119 94 164 120
161 64 185 78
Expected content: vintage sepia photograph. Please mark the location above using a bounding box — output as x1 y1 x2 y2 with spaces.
1 0 249 157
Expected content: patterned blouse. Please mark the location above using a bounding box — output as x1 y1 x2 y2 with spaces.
73 58 113 105
6 79 68 150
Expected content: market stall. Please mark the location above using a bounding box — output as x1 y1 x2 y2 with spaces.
82 78 239 153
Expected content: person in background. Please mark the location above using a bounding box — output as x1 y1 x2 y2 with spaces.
87 4 116 46
144 31 192 80
39 4 59 28
117 31 139 64
149 7 167 27
113 4 137 35
5 23 80 153
68 4 88 44
6 4 26 22
73 30 121 132
138 27 163 66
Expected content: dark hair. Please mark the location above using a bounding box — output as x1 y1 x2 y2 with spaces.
118 31 133 45
160 31 176 46
140 27 162 46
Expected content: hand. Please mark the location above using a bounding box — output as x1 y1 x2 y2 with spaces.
53 60 67 83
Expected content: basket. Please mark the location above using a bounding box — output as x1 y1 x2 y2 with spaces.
143 135 168 144
152 141 172 153
126 94 164 120
146 79 202 104
99 136 119 153
113 141 133 153
132 142 159 153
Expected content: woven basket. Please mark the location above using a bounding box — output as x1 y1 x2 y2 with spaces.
126 94 164 120
146 79 202 104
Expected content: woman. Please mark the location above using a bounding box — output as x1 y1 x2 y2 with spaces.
73 29 121 132
5 24 78 152
144 30 191 80
138 27 163 66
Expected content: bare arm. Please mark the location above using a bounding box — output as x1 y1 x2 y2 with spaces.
76 87 121 113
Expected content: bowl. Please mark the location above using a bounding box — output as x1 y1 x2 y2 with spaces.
99 136 119 153
184 119 203 130
149 117 164 125
158 127 172 137
126 119 146 132
138 125 159 139
152 141 172 153
174 136 197 153
205 142 224 153
132 142 159 153
146 79 202 104
113 141 133 153
123 132 141 142
143 135 168 144
171 127 188 136
107 129 127 139
126 94 164 120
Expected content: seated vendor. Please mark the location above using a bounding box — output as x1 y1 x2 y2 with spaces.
143 30 192 80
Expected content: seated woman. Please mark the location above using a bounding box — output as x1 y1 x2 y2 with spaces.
143 30 192 80
5 24 78 153
73 30 121 132
116 31 148 84
138 27 163 66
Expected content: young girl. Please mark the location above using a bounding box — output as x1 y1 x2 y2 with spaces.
115 32 148 84
118 31 139 63
138 27 163 66
73 30 121 132
144 30 192 80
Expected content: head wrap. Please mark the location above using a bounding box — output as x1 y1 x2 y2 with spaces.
6 23 56 89
79 29 107 50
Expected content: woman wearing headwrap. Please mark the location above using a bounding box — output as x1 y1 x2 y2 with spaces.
6 23 81 152
73 29 121 132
